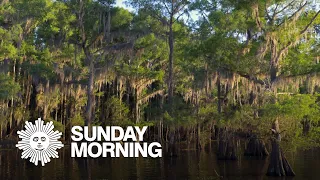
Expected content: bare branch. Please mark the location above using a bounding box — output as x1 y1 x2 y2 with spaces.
265 2 273 22
275 0 295 15
161 0 171 15
300 10 320 34
275 9 320 65
173 11 185 23
270 4 279 22
277 1 308 27
173 2 188 16
143 5 169 25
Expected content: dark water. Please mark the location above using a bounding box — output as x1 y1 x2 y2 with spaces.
0 146 319 180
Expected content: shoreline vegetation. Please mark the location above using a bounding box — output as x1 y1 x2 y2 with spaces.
1 0 320 177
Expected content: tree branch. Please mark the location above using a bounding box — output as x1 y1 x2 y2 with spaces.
219 65 266 85
275 9 320 65
161 0 171 15
270 4 279 22
275 0 295 16
300 10 320 34
277 1 308 27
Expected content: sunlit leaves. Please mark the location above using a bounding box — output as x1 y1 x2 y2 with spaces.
103 96 130 125
111 7 133 31
0 74 20 100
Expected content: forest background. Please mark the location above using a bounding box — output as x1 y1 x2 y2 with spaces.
1 1 320 167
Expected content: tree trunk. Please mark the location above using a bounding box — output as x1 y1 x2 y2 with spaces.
107 6 111 43
168 20 174 111
43 80 50 120
302 118 311 136
158 95 164 142
244 135 269 157
135 102 139 124
196 123 201 150
217 128 237 160
217 72 222 113
168 130 177 157
85 59 95 127
270 62 278 83
267 119 295 176
205 63 209 99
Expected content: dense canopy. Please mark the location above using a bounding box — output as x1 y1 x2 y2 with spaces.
1 1 320 171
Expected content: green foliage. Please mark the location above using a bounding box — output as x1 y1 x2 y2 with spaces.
45 118 64 133
1 0 320 152
163 96 197 128
14 106 30 125
70 113 85 127
52 120 64 133
135 121 155 128
23 60 55 81
104 96 130 126
111 7 133 31
198 103 219 122
36 89 61 113
262 94 320 122
0 74 20 100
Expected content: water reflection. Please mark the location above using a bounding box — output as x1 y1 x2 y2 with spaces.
0 146 319 179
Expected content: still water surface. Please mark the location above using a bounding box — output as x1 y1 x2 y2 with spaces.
0 146 319 180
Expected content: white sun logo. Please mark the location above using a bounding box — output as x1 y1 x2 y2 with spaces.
16 118 64 166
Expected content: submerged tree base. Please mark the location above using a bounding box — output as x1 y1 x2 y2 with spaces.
167 131 178 157
267 119 295 177
217 128 237 160
266 139 295 176
244 136 269 157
